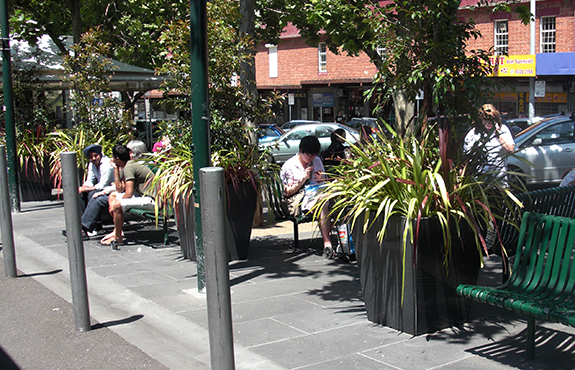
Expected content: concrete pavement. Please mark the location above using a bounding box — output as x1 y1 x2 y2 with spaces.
1 200 575 369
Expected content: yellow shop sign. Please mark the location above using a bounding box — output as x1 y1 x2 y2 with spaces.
488 55 536 77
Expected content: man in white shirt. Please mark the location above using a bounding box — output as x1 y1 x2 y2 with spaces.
79 144 114 209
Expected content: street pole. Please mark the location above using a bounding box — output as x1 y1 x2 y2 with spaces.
528 0 536 118
0 145 16 278
191 0 211 292
200 167 235 370
61 152 91 332
0 0 21 212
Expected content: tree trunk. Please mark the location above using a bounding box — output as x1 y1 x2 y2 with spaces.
393 89 415 136
239 0 258 145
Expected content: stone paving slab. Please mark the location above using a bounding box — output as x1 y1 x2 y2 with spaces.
5 200 575 370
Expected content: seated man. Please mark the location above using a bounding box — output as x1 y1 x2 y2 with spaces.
78 144 113 210
280 135 333 258
81 140 148 238
100 144 156 248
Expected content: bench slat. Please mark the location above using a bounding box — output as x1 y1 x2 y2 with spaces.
457 212 575 358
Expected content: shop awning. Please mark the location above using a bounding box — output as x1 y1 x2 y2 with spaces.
537 52 575 75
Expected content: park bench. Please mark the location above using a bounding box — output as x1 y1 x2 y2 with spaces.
457 212 575 358
493 184 575 257
126 205 172 245
262 171 313 248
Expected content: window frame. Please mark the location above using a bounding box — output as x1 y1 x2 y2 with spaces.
267 45 278 78
540 16 556 53
318 42 327 73
494 20 508 55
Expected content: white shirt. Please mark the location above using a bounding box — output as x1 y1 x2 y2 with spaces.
82 156 114 191
463 125 513 179
280 155 324 189
560 168 575 187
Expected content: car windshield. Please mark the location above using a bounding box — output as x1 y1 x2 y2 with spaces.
515 117 571 143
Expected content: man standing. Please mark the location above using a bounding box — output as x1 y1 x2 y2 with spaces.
101 144 156 249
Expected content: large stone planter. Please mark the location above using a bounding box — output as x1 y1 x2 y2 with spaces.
353 214 480 335
225 182 258 260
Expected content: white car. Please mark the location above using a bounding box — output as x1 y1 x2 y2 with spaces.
508 113 575 186
260 123 360 165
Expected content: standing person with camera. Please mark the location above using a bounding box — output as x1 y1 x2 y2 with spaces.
464 103 515 184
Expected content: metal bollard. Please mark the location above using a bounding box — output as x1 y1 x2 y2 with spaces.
0 145 16 277
61 152 91 332
200 167 235 370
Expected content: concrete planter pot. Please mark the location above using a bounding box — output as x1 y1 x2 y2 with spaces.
353 214 480 335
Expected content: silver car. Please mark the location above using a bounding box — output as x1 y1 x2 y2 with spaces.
260 123 360 165
280 120 321 132
508 113 575 186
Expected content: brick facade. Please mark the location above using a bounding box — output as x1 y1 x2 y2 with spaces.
255 0 575 122
461 0 575 54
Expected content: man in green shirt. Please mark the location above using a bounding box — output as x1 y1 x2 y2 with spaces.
102 144 156 249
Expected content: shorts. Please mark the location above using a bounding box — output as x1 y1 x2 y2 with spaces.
116 193 155 212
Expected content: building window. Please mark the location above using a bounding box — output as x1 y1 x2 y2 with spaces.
266 44 278 78
318 43 327 73
494 20 508 55
541 16 556 53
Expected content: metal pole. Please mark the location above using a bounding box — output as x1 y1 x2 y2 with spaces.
528 0 536 118
0 0 21 212
61 152 91 332
191 0 211 292
200 167 235 370
0 145 16 277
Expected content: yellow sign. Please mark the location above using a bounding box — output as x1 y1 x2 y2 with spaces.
488 55 536 77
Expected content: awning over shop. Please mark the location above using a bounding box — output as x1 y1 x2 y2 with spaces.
537 52 575 75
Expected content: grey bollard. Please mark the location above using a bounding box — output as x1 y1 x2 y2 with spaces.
0 145 16 277
200 167 235 370
61 152 91 332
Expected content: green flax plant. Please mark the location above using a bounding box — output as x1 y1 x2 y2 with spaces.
47 125 131 191
315 121 522 271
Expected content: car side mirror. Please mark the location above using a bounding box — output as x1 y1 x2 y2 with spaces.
532 138 543 146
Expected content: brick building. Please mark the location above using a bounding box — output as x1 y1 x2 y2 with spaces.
255 0 575 124
460 0 575 116
255 24 379 125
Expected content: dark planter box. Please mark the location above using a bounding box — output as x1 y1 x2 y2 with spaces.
353 214 480 336
225 182 257 260
19 157 55 201
175 195 197 261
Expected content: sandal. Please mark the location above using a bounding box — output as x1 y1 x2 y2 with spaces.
100 232 124 245
100 237 125 246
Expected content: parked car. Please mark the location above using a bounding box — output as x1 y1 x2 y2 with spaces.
258 124 284 144
508 113 575 186
280 120 321 132
506 116 544 133
260 123 360 165
346 117 390 137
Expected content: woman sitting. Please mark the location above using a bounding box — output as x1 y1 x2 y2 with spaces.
321 128 346 167
280 135 334 258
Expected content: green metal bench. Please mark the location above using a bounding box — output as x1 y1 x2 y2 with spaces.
494 184 575 257
262 171 313 248
458 212 575 358
127 205 172 245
